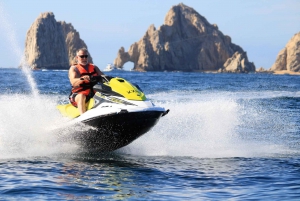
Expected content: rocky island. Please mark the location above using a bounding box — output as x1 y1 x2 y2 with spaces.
24 12 91 69
270 32 300 75
114 3 255 73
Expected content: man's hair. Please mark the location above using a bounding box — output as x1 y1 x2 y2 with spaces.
76 48 89 55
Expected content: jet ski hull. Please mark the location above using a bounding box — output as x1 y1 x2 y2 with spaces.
70 110 164 151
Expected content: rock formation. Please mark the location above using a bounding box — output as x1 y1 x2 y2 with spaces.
114 3 255 72
270 32 300 72
221 51 255 73
60 21 93 65
256 67 270 73
24 12 91 69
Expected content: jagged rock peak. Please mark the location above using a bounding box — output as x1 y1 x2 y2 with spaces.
60 21 92 65
24 12 91 69
114 3 255 72
270 32 300 72
164 3 210 32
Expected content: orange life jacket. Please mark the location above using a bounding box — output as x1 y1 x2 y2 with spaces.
71 63 98 96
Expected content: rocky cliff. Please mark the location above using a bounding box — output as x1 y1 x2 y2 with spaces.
114 3 255 72
60 21 93 65
270 32 300 72
24 12 91 69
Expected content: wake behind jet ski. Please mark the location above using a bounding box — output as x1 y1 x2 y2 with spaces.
57 75 169 151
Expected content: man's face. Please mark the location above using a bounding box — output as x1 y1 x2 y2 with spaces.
77 51 88 65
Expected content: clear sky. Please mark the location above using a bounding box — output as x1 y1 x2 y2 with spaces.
0 0 299 70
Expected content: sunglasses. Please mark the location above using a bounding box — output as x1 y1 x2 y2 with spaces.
78 55 88 58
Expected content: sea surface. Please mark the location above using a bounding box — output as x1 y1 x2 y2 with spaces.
0 68 300 200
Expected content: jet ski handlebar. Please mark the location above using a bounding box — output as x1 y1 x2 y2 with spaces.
90 75 113 83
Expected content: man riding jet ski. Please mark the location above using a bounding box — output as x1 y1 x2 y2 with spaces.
68 48 105 115
57 75 169 151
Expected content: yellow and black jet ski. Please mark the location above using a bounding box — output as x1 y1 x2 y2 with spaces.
56 76 169 151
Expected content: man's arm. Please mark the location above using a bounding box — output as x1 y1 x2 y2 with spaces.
94 66 104 76
68 66 82 86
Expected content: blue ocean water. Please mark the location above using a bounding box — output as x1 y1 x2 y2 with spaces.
0 68 300 200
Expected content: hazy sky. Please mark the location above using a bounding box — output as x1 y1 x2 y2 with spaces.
0 0 299 70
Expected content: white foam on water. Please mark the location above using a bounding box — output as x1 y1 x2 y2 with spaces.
0 3 76 159
0 94 82 159
0 90 295 159
120 92 294 158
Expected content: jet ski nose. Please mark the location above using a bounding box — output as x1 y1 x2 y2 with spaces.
162 109 170 117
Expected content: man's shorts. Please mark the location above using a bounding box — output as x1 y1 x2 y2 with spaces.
69 93 78 107
69 93 92 107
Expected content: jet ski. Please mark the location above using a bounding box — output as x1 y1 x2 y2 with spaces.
56 75 169 151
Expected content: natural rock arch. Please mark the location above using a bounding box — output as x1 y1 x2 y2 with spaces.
114 3 255 73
